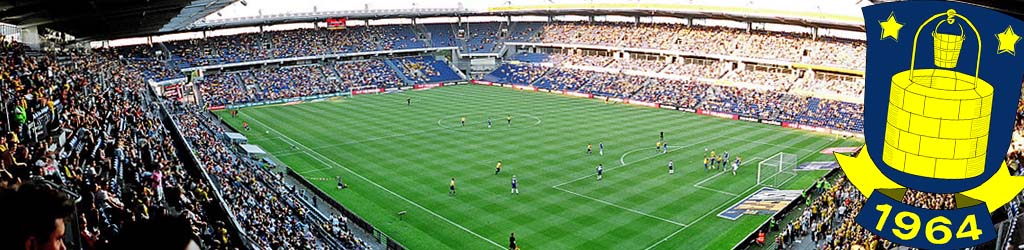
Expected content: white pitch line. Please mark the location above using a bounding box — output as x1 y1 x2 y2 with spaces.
689 156 764 197
691 172 739 197
618 145 684 166
243 113 506 249
742 139 818 153
641 140 836 250
553 185 688 227
617 129 813 166
296 160 335 174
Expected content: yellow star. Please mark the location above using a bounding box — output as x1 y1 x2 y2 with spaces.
996 25 1021 56
878 12 904 42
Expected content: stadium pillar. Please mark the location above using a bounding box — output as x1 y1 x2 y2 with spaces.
0 79 8 132
746 22 752 33
634 16 640 27
588 16 595 23
812 27 819 40
687 18 692 26
995 223 1004 250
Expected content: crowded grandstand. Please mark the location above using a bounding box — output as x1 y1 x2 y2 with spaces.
0 0 1023 249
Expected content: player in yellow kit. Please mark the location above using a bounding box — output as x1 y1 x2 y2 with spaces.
717 155 724 171
703 157 710 173
495 161 503 175
709 150 717 169
461 117 466 127
449 178 456 196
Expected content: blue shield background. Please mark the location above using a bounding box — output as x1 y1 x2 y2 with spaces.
864 1 1024 193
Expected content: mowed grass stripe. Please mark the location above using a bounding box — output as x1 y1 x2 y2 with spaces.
217 84 863 249
240 110 510 249
562 123 801 224
245 86 688 247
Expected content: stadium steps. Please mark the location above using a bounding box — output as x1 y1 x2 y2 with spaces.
528 66 555 87
628 77 659 99
453 23 468 50
383 59 414 85
235 71 251 92
714 65 734 79
414 24 432 47
157 42 173 58
441 58 468 80
326 62 343 82
494 22 509 54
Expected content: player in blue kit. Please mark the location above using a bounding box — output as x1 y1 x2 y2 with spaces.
511 175 519 194
722 151 730 170
732 156 742 175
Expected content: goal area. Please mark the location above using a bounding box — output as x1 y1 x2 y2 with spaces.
757 152 798 187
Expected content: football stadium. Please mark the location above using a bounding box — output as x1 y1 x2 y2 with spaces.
0 0 1023 249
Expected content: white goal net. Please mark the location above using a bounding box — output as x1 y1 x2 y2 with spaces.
757 152 798 187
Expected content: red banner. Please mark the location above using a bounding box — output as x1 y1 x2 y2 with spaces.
413 83 443 90
352 88 384 96
624 99 660 108
696 109 739 120
562 91 593 99
782 122 832 134
471 80 494 86
326 18 347 30
163 84 182 100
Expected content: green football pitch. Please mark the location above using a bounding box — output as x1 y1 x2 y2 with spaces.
214 84 861 249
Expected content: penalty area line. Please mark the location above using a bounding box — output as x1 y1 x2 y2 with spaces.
553 185 687 227
641 141 834 250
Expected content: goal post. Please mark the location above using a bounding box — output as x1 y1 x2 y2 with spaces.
757 152 798 187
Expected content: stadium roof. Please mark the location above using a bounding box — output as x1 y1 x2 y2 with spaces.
0 0 236 40
3 0 1022 42
871 0 1024 18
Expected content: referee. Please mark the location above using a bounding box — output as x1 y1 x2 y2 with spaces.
509 232 517 250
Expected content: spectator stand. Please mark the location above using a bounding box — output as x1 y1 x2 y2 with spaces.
484 50 866 133
389 55 465 84
0 46 248 249
205 107 384 250
167 101 366 249
156 96 254 249
481 61 552 86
